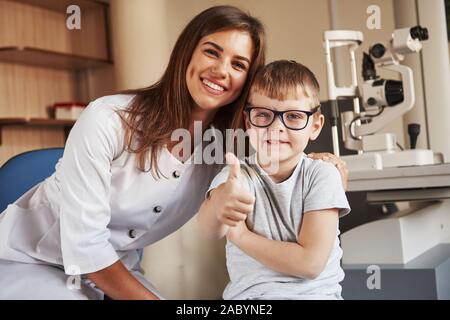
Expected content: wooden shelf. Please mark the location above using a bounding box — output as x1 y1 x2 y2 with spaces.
0 0 113 161
0 117 76 145
12 0 108 12
0 46 113 70
0 117 76 126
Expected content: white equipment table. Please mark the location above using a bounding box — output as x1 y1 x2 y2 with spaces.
341 163 450 299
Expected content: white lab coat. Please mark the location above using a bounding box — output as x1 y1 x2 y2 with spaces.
0 94 222 299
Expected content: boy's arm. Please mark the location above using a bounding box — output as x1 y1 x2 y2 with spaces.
307 153 349 191
228 208 338 280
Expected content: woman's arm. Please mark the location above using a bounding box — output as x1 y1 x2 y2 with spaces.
227 209 339 280
87 260 159 300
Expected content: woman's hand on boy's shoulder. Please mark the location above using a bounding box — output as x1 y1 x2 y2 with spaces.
307 152 349 191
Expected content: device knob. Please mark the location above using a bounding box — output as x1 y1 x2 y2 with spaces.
408 123 420 149
410 25 429 41
369 43 386 59
367 97 377 106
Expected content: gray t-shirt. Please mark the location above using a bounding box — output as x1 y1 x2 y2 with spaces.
207 153 351 300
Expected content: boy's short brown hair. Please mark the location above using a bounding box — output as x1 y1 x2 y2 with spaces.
250 60 321 112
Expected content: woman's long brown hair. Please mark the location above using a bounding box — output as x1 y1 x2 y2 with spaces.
118 5 266 177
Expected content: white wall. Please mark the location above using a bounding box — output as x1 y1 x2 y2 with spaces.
417 0 450 161
110 0 171 89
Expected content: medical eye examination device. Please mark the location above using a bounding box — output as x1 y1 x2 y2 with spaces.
323 25 450 299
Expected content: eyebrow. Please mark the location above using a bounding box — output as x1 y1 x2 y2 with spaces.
203 41 251 65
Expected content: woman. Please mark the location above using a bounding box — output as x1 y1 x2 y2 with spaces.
0 5 346 300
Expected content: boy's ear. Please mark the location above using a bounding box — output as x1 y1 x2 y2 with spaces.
309 114 325 141
243 111 251 130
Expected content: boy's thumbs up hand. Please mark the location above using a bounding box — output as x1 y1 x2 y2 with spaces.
226 152 242 181
209 153 255 227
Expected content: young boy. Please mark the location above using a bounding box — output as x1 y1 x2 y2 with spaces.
197 60 350 300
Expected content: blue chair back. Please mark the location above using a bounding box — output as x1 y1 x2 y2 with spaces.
0 148 64 213
0 147 145 261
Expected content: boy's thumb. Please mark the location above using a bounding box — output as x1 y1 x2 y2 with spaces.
226 152 241 181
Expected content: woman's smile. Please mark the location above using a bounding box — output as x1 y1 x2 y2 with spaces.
200 77 228 95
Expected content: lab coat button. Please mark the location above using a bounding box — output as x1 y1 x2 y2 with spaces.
129 229 137 239
173 170 181 178
153 206 162 214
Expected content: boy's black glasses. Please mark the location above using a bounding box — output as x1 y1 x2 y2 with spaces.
245 104 320 131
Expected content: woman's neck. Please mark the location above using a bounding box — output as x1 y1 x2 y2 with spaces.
188 107 217 134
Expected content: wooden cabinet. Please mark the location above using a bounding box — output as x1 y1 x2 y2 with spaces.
0 0 115 165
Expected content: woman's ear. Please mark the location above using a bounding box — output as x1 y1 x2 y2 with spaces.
309 114 325 141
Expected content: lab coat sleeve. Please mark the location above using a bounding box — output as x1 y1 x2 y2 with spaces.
59 100 124 275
